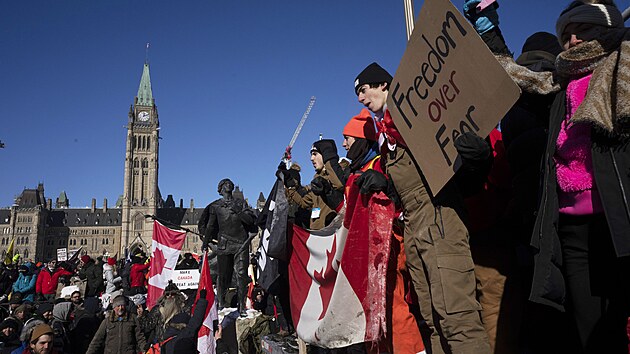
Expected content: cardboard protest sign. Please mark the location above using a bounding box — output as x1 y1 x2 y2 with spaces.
387 0 520 194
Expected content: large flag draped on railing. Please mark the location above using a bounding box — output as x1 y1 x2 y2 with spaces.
195 250 218 354
288 182 394 348
146 220 187 310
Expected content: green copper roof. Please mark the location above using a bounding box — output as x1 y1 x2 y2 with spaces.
136 63 153 106
58 191 67 202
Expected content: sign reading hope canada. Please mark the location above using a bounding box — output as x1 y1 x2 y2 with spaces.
387 0 520 194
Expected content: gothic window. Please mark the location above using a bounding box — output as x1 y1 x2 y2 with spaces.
134 159 139 168
25 237 28 244
147 136 150 149
24 249 28 258
134 214 144 231
142 158 148 168
1 239 4 246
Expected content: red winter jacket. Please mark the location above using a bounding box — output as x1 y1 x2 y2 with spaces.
36 267 73 295
130 262 149 288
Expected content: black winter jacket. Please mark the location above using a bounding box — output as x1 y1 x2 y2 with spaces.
78 260 104 297
530 90 630 312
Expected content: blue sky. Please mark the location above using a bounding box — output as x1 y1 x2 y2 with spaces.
1 1 628 208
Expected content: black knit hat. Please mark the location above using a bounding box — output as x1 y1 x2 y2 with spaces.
36 302 53 315
521 32 563 57
0 318 19 332
311 139 337 155
354 62 393 95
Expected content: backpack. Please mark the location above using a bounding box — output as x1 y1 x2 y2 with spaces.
146 335 175 354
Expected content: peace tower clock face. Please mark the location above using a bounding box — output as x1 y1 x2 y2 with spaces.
138 111 150 122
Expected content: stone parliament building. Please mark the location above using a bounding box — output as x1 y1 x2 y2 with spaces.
0 62 264 262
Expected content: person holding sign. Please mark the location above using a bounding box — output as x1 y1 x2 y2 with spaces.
353 63 490 354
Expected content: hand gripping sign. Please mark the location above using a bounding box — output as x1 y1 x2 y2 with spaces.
387 0 520 194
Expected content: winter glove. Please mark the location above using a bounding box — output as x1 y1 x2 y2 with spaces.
199 289 207 299
454 132 493 197
463 0 499 35
282 169 301 189
322 189 344 212
310 176 331 196
454 132 492 163
354 169 388 194
312 139 339 163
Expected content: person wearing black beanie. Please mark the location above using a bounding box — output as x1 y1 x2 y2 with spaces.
354 58 491 353
281 138 346 231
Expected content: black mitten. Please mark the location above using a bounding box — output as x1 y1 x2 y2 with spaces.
283 169 301 189
310 176 331 196
354 169 388 194
454 132 491 163
454 132 493 197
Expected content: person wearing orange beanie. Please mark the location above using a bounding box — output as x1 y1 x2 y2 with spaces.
341 109 426 354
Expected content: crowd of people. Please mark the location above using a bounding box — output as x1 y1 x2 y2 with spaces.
0 250 212 354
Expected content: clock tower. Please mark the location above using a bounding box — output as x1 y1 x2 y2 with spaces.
121 61 161 256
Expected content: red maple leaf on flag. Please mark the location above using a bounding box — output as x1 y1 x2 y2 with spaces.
151 247 166 276
312 234 338 320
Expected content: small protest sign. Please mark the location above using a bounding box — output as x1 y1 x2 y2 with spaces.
57 248 67 262
171 269 200 290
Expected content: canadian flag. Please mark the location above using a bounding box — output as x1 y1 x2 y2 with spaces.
195 251 218 354
146 220 187 310
289 188 394 348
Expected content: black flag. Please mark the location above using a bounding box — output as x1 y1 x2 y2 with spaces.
256 177 289 292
